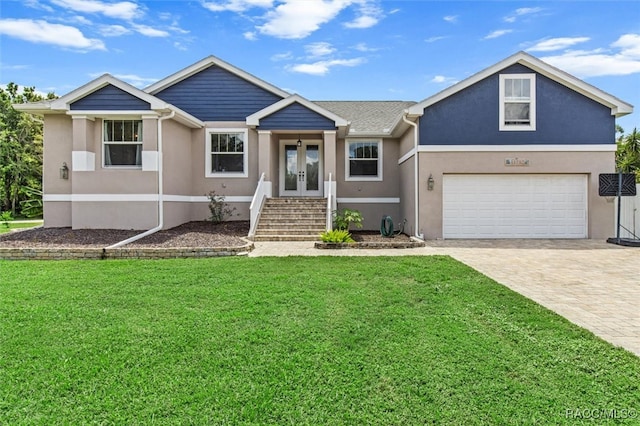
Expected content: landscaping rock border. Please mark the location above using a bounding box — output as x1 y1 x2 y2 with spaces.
314 238 425 250
0 239 254 260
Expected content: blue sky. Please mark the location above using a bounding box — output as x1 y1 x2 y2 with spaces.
1 0 639 130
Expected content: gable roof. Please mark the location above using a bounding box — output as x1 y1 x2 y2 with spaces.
406 51 633 118
316 101 416 137
145 55 291 99
14 74 204 128
246 94 349 127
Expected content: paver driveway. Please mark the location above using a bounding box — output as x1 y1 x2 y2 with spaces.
251 239 640 356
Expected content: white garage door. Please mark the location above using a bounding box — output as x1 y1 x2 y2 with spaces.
443 174 587 239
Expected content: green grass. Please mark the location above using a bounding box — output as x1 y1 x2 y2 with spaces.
0 221 43 234
1 257 638 424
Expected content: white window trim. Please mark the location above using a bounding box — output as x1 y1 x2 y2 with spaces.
499 73 536 132
345 139 383 182
102 118 143 169
205 128 249 178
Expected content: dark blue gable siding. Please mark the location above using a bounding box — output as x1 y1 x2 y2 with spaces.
70 84 150 110
154 65 283 121
259 103 336 130
419 63 614 145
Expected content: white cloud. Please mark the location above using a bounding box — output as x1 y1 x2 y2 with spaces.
483 29 513 40
89 72 157 88
132 24 169 37
271 52 293 61
389 8 400 14
244 31 257 40
425 36 446 43
99 24 131 37
540 33 640 77
288 57 365 76
0 19 106 51
430 75 458 85
344 1 382 29
173 42 188 51
344 15 378 29
612 33 640 58
528 37 590 52
504 7 543 23
257 0 353 39
443 15 458 23
353 42 379 52
51 0 142 20
305 41 335 57
24 0 54 12
202 0 273 12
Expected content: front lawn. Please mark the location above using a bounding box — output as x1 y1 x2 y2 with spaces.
1 257 638 424
0 221 43 234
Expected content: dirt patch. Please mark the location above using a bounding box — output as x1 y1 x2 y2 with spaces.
0 221 249 249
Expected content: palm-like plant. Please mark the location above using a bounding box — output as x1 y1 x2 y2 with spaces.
616 127 640 182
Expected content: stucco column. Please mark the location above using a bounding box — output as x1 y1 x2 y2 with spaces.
71 116 95 171
258 130 272 180
323 130 337 180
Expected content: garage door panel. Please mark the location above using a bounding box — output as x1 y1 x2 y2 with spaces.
443 174 587 239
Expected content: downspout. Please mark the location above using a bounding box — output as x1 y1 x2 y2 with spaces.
402 114 423 240
105 110 175 249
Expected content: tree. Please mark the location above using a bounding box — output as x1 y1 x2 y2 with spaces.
0 83 56 216
616 126 640 182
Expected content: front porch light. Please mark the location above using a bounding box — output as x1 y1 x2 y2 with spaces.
427 174 434 191
60 162 69 180
297 135 302 147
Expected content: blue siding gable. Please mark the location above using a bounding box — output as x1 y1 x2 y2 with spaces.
70 84 150 110
259 103 336 130
419 63 614 145
154 65 283 121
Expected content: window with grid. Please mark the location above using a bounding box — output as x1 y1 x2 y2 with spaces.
346 140 382 180
103 120 142 167
206 129 247 177
499 74 536 131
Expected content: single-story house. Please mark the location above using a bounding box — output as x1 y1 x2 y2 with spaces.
16 51 633 239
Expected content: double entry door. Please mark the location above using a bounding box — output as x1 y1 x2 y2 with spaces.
279 140 323 197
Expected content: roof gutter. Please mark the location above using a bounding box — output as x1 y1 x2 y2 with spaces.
105 110 175 249
402 113 423 240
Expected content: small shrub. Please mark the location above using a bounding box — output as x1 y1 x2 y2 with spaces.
206 191 237 224
320 229 355 243
333 209 363 231
1 211 13 229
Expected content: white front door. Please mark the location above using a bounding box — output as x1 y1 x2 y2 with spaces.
279 140 323 197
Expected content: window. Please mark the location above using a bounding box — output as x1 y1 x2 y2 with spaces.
499 74 536 131
103 120 142 167
346 140 382 181
206 129 248 177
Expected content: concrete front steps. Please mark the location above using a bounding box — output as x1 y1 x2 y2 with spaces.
254 198 327 241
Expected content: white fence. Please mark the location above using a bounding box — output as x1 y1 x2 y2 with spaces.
617 184 640 239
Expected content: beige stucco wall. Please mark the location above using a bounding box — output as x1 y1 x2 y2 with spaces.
72 201 157 230
43 115 73 227
418 150 616 239
337 202 401 230
398 157 416 237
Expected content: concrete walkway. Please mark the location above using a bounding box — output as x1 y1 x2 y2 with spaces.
250 239 640 356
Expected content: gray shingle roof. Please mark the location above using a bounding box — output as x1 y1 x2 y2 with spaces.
314 101 416 135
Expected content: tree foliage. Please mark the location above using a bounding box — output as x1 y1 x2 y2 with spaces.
0 83 56 216
616 125 640 182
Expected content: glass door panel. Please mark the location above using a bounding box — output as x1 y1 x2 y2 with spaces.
305 144 319 192
284 145 298 191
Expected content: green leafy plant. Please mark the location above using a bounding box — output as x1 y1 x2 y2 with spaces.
19 186 43 218
206 191 237 224
1 210 13 229
333 208 363 231
320 229 355 243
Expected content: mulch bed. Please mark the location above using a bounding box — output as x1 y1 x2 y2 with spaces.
349 230 412 243
0 221 250 249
